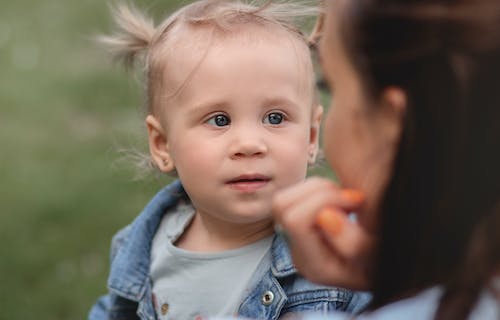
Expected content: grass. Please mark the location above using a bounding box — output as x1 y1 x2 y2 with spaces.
0 1 331 319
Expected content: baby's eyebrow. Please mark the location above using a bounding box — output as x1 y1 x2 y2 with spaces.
261 97 300 109
190 100 230 113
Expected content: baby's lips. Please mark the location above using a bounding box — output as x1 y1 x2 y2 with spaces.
315 207 345 237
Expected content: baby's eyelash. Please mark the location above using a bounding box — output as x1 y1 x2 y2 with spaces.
206 113 231 127
263 111 287 125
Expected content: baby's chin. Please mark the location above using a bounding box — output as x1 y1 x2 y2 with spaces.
224 212 274 226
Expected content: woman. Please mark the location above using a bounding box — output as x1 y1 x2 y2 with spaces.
272 0 500 319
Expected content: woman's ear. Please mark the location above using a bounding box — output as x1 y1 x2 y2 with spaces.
145 115 176 173
308 104 324 164
379 86 407 144
383 86 406 115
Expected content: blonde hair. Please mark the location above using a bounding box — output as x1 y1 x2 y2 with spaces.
101 0 320 115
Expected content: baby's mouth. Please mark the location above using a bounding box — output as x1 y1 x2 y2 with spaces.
227 174 271 184
226 174 271 191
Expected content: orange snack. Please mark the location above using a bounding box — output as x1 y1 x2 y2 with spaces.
340 189 365 203
315 207 344 236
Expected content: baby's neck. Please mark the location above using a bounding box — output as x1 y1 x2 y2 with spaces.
174 211 274 252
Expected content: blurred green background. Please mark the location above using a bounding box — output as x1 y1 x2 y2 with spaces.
0 1 329 319
0 1 181 318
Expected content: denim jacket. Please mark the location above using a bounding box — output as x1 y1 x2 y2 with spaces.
89 180 371 320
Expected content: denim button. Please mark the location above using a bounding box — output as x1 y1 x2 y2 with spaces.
261 290 274 305
161 303 169 315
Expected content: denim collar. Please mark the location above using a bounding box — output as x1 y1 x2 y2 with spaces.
270 232 297 278
107 180 185 301
107 179 297 301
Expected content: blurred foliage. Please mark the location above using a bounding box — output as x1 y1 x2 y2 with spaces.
0 1 331 319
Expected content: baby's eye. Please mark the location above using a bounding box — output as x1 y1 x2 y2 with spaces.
263 112 285 125
207 114 231 127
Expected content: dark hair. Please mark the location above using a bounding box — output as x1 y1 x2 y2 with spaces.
336 0 500 318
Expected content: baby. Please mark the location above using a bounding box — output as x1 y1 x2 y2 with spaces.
89 1 370 319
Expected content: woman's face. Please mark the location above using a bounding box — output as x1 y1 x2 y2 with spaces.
319 0 404 227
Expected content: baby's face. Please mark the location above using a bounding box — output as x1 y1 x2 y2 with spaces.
158 31 319 226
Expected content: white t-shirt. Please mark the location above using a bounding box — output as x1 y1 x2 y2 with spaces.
150 201 273 320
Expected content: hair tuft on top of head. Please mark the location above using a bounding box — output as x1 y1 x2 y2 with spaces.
172 0 320 38
98 3 156 69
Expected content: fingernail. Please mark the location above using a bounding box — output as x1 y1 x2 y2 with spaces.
341 189 364 203
316 207 344 236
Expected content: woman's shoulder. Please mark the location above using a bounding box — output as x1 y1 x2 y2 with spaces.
359 287 441 319
302 286 499 320
469 286 500 320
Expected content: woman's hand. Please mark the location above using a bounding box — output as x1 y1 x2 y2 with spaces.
273 177 376 291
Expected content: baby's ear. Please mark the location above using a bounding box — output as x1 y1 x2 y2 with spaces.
145 115 176 173
308 104 324 164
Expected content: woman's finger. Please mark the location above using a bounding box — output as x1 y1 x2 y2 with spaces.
271 177 375 290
